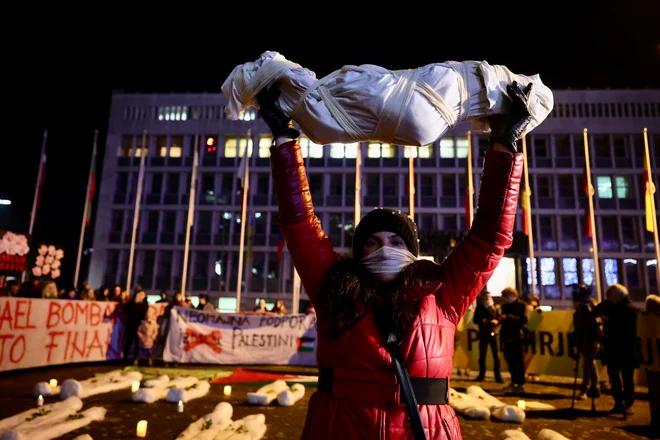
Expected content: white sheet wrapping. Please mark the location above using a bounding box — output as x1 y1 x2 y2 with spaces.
222 51 554 147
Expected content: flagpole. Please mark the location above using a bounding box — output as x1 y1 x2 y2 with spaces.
583 128 602 302
355 141 362 226
408 147 415 220
642 127 660 285
521 136 537 298
466 131 475 228
292 269 301 314
236 129 251 312
181 134 199 298
126 130 147 295
73 130 98 288
23 130 48 282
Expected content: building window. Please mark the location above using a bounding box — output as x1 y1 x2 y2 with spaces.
615 176 630 199
562 258 579 286
581 258 594 286
367 142 394 158
157 136 168 157
596 176 613 198
158 106 188 121
330 143 358 159
224 136 253 158
440 138 454 158
238 109 256 121
604 258 619 286
119 135 132 156
560 216 578 250
456 137 468 158
404 145 432 158
299 137 323 158
259 136 272 158
601 216 619 251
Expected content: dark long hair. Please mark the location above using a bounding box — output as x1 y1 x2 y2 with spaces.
316 257 435 342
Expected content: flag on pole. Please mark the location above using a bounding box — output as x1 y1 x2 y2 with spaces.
582 170 593 239
84 144 97 227
521 186 532 236
642 154 656 234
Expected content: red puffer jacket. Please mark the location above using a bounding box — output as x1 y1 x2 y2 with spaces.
271 140 523 440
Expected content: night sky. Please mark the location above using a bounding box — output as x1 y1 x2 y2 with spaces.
2 3 659 288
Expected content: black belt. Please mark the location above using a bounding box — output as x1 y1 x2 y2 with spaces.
318 366 449 405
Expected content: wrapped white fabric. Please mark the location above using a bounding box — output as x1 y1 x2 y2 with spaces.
523 401 556 411
466 386 525 423
277 383 305 407
448 388 491 420
538 429 571 440
175 402 233 440
60 371 142 400
134 376 199 404
501 429 531 440
0 397 83 433
1 407 106 440
222 51 554 146
246 380 290 406
72 435 93 440
166 380 210 403
214 414 267 440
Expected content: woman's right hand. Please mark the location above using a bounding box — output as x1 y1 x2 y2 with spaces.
256 83 300 140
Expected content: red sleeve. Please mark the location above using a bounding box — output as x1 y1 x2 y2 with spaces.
270 141 339 308
436 150 524 324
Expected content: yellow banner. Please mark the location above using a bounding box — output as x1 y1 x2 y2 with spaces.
454 309 659 386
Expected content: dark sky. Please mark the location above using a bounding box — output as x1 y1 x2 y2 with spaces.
2 3 659 288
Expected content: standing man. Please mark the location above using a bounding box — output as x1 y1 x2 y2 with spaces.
473 290 503 382
499 287 528 394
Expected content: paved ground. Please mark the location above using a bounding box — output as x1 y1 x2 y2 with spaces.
0 363 655 439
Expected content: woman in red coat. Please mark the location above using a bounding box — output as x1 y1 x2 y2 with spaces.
258 82 532 440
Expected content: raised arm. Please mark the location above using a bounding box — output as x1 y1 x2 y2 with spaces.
436 82 532 324
258 85 339 307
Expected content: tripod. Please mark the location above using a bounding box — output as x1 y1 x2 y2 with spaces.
571 348 598 413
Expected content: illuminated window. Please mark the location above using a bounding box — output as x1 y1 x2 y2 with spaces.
596 176 613 198
134 147 144 157
368 143 394 158
604 258 619 285
562 258 578 285
259 136 272 158
224 136 254 158
206 136 218 154
157 106 188 121
159 147 168 157
299 137 323 158
540 257 556 286
169 146 182 158
329 143 358 159
440 138 455 158
615 176 630 199
456 137 469 158
404 145 432 158
238 110 256 121
581 258 594 285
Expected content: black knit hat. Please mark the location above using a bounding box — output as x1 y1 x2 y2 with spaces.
352 208 419 259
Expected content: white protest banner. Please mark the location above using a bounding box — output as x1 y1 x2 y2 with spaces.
0 297 167 372
163 307 317 366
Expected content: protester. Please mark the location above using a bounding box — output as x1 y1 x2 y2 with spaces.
197 294 215 312
644 294 660 316
473 290 503 383
123 288 149 364
258 80 530 439
253 298 268 313
499 287 528 394
137 306 160 366
595 283 639 415
272 299 287 315
571 284 601 400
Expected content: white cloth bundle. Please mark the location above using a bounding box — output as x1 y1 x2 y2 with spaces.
33 383 60 397
448 388 491 420
537 429 571 440
466 386 525 423
246 380 290 406
134 376 199 404
277 383 305 406
175 402 233 440
60 371 142 399
501 430 531 440
1 407 106 440
222 51 554 147
166 380 211 403
0 397 82 433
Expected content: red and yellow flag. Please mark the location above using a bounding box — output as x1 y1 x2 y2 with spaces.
643 154 656 234
521 186 531 236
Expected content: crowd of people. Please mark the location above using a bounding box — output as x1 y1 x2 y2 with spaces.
473 282 660 416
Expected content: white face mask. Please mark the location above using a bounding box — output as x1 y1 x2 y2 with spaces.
360 245 417 275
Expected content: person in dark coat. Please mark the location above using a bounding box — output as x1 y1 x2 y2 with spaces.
571 284 601 399
123 288 150 363
595 283 639 415
498 287 528 394
473 290 503 382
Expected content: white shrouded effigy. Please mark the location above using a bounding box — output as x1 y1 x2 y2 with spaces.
175 402 267 440
222 51 554 147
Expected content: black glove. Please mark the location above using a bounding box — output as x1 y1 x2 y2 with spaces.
488 81 533 153
256 83 300 140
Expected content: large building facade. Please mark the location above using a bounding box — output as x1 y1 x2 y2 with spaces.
89 89 660 311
